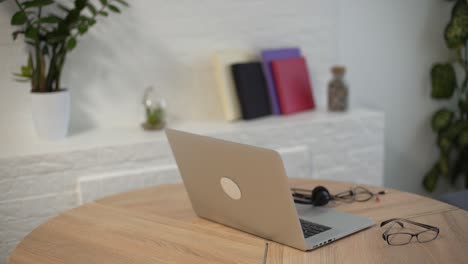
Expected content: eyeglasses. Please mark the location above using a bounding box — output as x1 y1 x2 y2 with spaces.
381 218 439 246
334 186 385 203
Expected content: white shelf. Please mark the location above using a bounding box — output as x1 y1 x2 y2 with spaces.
1 109 381 159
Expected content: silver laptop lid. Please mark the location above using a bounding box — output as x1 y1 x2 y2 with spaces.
165 128 308 250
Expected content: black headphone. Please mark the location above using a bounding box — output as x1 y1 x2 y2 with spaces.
292 186 387 206
292 186 334 206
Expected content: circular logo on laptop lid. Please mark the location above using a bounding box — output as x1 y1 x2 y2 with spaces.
220 177 242 200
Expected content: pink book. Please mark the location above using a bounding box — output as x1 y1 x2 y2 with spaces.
271 57 315 114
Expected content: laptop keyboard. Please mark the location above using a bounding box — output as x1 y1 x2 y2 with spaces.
300 219 331 238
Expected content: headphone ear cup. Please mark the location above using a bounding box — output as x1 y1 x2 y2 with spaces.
311 186 332 206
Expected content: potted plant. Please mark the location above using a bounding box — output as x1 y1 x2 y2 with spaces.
1 0 128 139
424 0 468 192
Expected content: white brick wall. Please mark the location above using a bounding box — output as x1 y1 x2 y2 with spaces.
0 110 384 263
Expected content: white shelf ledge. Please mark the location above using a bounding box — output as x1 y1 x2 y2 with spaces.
1 109 381 159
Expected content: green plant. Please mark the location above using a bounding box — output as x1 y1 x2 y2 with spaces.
145 107 165 126
1 0 128 92
424 0 468 192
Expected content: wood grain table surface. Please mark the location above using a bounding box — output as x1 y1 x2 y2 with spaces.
9 179 468 264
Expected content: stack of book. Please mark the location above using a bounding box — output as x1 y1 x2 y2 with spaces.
213 47 315 121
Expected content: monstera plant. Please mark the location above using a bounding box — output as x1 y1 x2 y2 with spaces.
424 0 468 192
1 0 128 139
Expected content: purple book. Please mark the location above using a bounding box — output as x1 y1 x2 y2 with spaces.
261 48 301 115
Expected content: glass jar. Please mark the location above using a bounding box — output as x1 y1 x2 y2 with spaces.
142 86 167 130
328 66 348 111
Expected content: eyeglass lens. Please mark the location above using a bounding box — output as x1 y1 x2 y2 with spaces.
387 233 413 245
353 188 373 201
417 230 438 243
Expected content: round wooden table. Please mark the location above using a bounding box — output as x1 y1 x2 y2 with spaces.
9 179 468 264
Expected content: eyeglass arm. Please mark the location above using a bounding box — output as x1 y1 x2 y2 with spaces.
380 218 439 231
381 221 404 240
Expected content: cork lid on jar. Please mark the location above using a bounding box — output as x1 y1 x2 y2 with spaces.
331 66 346 75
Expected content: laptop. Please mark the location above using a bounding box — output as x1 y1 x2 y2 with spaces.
165 128 374 251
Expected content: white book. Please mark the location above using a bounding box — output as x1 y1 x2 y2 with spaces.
213 50 258 121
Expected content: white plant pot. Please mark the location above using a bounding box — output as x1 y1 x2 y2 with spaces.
31 90 70 140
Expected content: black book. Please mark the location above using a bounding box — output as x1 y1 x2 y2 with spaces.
231 62 272 120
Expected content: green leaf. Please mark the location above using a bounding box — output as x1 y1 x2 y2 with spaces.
22 0 54 9
452 0 467 16
452 0 468 35
445 23 465 49
36 16 62 24
24 26 38 40
114 0 129 7
86 3 97 15
441 120 468 140
14 65 33 81
21 66 28 74
11 11 27 25
458 129 468 148
108 5 121 13
14 72 29 78
431 63 457 99
445 0 468 49
79 15 93 22
99 11 108 17
66 10 80 23
99 0 108 5
21 65 31 75
78 24 88 34
88 18 96 26
438 136 452 155
67 37 77 50
423 165 439 192
432 108 454 132
439 155 450 177
75 0 87 10
459 99 468 113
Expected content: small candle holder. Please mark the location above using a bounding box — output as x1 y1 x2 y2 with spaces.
142 86 167 130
